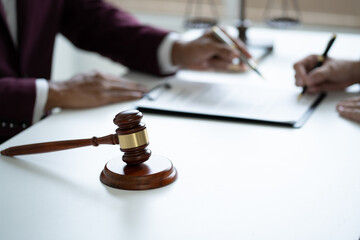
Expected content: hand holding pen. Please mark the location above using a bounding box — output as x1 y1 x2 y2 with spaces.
211 25 265 79
296 34 337 100
171 28 252 71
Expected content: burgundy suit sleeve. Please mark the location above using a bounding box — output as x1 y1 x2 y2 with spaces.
60 0 171 76
0 77 36 137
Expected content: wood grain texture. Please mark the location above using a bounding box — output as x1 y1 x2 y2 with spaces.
100 154 177 190
0 134 118 156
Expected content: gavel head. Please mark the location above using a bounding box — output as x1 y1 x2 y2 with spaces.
113 110 151 165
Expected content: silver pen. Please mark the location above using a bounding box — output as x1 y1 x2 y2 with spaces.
211 25 264 79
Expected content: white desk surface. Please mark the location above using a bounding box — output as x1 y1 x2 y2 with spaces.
1 28 360 240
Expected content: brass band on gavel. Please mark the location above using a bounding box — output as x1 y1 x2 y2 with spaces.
117 128 149 149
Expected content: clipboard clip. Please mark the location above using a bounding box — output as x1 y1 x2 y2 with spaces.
143 83 171 101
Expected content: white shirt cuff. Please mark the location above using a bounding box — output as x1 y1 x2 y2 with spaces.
33 79 49 124
157 32 181 74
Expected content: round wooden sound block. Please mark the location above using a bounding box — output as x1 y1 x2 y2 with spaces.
100 154 177 190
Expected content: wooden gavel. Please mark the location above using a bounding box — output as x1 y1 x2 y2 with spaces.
1 110 151 165
1 109 177 190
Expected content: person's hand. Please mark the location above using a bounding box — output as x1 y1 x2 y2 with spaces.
171 31 251 71
336 97 360 123
293 55 360 93
45 71 148 110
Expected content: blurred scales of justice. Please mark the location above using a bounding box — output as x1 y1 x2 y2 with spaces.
184 0 302 61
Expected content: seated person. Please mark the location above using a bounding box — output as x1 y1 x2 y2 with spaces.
293 55 360 123
0 0 250 143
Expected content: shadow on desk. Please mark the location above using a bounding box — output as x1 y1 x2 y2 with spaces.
1 155 105 201
1 154 174 198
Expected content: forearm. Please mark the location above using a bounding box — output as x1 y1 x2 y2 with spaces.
349 60 360 84
45 81 64 111
171 39 187 68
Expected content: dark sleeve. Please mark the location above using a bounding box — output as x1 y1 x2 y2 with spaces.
0 77 36 138
60 0 171 76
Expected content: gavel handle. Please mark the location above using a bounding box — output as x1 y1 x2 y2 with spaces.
0 134 119 156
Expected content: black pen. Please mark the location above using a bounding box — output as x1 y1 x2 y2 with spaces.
211 25 265 79
297 33 337 100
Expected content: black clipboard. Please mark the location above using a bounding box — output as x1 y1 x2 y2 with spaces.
137 80 326 128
